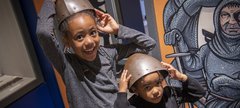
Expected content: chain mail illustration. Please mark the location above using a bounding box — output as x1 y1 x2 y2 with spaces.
163 0 240 107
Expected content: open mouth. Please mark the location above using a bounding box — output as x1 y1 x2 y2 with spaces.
84 47 97 56
152 95 161 101
84 47 96 55
152 94 163 101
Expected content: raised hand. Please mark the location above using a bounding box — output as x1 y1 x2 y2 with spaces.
119 70 132 93
161 62 187 82
94 9 119 35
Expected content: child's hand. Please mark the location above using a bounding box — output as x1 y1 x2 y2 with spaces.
161 62 188 82
95 9 119 35
119 70 132 93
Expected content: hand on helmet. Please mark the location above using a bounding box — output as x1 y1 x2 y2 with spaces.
119 70 132 93
95 9 119 35
161 62 187 82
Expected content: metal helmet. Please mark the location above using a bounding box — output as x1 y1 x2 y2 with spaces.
124 53 168 89
55 0 95 29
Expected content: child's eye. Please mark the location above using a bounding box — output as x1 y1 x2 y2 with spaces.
90 30 98 36
75 34 84 40
156 81 162 87
156 79 163 86
144 86 152 91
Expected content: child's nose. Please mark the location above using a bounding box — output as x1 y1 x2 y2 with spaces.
152 87 160 97
83 36 95 48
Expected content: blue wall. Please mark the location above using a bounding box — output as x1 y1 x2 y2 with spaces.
119 0 145 33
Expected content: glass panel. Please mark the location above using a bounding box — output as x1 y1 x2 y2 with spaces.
0 0 42 107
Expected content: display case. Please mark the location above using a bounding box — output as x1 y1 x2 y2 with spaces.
0 0 43 107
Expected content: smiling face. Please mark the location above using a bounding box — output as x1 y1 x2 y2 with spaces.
132 72 166 104
220 3 240 36
66 13 100 61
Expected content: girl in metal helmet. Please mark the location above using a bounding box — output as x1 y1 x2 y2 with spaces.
36 0 156 108
115 53 205 108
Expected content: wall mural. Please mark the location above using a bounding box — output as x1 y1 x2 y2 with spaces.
160 0 240 107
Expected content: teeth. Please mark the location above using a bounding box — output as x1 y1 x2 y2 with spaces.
84 48 95 55
85 48 94 52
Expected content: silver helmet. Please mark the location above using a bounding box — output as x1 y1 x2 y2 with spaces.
124 53 168 89
55 0 95 29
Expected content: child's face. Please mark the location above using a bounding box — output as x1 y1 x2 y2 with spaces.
67 13 100 61
133 72 166 103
